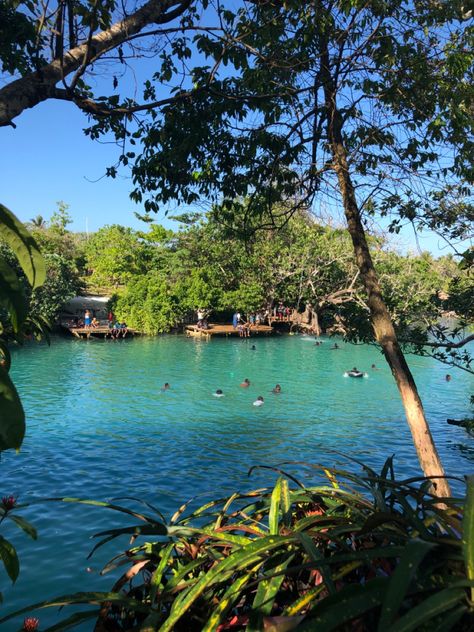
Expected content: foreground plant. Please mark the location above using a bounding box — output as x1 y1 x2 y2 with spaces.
1 458 473 631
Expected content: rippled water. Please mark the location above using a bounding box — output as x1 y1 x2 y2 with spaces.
1 335 473 628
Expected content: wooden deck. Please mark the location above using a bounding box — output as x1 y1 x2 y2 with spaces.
186 323 273 339
63 326 139 339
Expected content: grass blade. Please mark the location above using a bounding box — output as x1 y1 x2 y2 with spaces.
160 535 296 632
378 539 435 630
463 474 474 601
298 577 388 631
0 535 19 583
269 478 283 535
388 587 466 632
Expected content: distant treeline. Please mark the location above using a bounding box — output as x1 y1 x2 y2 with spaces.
2 205 470 359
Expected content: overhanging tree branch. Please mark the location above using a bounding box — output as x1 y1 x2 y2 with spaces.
0 0 192 127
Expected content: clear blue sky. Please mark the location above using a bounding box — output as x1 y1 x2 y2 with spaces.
0 84 459 257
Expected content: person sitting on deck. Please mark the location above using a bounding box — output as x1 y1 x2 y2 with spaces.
91 317 99 328
240 378 251 387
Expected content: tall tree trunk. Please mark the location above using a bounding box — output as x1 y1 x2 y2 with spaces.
312 309 321 336
320 49 450 497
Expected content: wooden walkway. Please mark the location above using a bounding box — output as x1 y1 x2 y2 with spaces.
63 326 139 339
186 323 273 339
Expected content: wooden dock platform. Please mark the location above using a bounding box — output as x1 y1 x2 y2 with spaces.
186 323 273 339
63 326 139 339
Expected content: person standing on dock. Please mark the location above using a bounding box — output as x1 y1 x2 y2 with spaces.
84 309 91 328
232 312 238 329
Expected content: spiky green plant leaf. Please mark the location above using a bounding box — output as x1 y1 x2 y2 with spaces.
0 203 46 288
0 365 25 451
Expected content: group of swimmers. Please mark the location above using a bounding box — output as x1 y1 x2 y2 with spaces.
214 379 282 405
160 380 281 406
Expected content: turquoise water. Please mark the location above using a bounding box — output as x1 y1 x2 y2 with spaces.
1 335 473 628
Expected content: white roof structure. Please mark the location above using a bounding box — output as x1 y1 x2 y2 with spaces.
61 295 110 316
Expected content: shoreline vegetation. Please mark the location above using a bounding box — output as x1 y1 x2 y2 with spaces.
4 207 469 350
1 459 473 631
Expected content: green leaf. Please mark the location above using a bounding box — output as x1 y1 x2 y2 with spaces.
9 514 38 540
0 256 27 331
247 554 295 631
269 477 283 535
0 203 46 289
298 578 388 631
297 532 335 595
0 535 19 583
0 365 25 451
149 542 174 603
160 535 296 632
42 609 100 631
463 474 474 601
430 604 468 632
202 570 255 632
378 539 435 630
280 478 291 526
387 588 466 632
0 592 150 626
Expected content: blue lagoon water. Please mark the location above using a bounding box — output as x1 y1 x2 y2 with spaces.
1 335 473 628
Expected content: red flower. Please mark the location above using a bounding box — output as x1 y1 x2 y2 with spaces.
1 495 16 510
22 617 40 632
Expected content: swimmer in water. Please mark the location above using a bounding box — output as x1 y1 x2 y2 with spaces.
272 384 281 394
253 396 264 406
251 344 256 350
161 382 170 391
214 389 224 397
331 342 339 350
240 378 251 387
446 374 452 382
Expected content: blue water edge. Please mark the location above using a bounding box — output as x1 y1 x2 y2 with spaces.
1 335 472 629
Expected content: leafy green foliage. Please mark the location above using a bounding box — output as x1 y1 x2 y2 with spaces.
115 270 186 334
0 203 47 452
3 459 473 630
84 225 151 289
29 254 83 323
0 204 45 291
